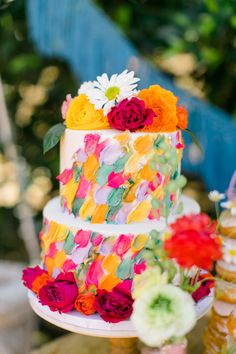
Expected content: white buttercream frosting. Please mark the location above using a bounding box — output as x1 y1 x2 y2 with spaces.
43 195 200 237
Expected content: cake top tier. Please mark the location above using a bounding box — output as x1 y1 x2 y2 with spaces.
44 70 189 225
61 70 188 133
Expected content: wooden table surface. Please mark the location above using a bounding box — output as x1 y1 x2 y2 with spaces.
30 316 208 354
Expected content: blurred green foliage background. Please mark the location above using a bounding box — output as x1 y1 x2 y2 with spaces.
97 0 236 117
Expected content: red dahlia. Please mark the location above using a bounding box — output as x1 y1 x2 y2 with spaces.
164 214 222 270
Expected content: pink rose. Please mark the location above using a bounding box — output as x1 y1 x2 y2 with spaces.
94 281 134 323
107 97 155 132
38 272 78 313
22 266 48 290
61 94 72 119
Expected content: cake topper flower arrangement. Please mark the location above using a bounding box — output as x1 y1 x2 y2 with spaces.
43 70 189 153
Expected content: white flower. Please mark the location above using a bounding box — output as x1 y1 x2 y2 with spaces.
208 190 225 202
221 200 236 215
131 284 196 347
78 81 94 95
223 243 236 264
85 70 140 115
132 266 168 299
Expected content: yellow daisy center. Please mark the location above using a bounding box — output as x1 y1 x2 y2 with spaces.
105 86 120 100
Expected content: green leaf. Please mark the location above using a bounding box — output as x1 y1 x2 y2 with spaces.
184 129 204 155
43 123 65 154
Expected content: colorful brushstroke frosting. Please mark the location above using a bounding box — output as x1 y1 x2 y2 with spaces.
40 218 147 291
58 130 185 224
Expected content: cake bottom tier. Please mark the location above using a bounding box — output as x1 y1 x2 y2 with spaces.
40 195 199 289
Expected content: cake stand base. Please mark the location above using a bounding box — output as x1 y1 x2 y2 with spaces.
28 291 213 354
109 338 138 354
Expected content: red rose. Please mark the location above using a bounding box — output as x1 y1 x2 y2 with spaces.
38 272 78 313
94 280 134 323
164 214 222 270
107 97 155 132
22 266 49 291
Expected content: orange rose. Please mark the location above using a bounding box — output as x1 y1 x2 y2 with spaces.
32 273 51 294
176 105 188 130
138 85 178 132
75 291 96 316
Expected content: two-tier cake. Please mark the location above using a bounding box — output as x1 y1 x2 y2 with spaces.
22 70 200 323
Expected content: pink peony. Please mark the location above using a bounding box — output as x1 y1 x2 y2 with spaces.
38 272 78 313
61 94 72 119
94 280 134 323
107 97 155 132
22 266 48 291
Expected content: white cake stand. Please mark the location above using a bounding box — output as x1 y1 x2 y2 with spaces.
28 290 213 353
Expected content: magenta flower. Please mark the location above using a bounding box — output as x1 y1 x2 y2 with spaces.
38 272 78 313
94 280 134 323
107 97 155 132
22 266 48 290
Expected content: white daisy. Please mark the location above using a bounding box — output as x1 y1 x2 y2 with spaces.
78 81 94 95
208 190 225 202
223 244 236 264
221 200 236 215
85 70 140 115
